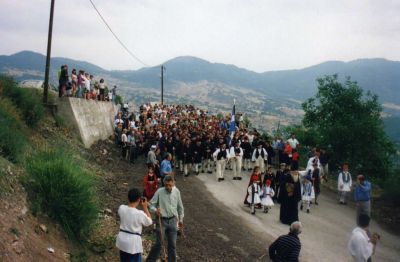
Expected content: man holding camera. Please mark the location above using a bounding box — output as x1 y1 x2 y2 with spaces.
116 188 153 261
348 214 380 262
147 175 184 262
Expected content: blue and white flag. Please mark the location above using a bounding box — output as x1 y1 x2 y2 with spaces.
229 99 236 133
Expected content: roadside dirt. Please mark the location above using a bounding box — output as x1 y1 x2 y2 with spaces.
92 140 270 261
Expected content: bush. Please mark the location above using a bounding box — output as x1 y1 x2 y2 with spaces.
25 149 99 239
0 75 44 127
383 170 400 205
0 100 27 162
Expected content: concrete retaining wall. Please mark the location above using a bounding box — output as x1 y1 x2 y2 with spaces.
58 98 117 148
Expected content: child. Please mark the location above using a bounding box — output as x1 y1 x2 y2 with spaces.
260 179 275 213
247 174 261 215
300 175 314 213
143 167 158 200
291 149 299 171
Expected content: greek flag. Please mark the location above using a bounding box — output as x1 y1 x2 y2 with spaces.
229 100 236 133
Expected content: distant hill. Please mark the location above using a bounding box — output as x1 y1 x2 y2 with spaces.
1 50 399 103
1 50 399 142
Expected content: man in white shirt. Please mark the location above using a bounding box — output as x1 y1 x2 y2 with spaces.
287 134 300 150
116 188 152 261
348 214 379 262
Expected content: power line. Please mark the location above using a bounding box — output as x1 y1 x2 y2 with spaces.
88 0 148 67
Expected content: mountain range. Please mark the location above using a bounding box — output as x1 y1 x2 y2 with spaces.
1 51 400 131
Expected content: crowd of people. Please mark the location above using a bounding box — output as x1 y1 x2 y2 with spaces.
112 102 378 262
58 64 117 101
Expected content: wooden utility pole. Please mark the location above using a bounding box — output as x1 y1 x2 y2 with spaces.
161 65 164 105
43 0 55 104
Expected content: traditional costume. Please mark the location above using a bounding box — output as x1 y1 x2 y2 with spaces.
229 142 244 180
252 145 268 173
247 175 262 214
261 180 275 213
338 170 352 204
300 175 314 213
213 145 230 182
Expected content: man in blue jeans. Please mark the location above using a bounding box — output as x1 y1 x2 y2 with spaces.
147 175 184 262
354 175 372 223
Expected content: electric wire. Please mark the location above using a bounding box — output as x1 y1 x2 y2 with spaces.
88 0 148 67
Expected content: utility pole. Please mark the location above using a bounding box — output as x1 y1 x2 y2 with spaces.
160 65 165 105
43 0 55 104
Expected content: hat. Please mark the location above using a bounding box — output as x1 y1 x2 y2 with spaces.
251 174 259 182
151 145 157 150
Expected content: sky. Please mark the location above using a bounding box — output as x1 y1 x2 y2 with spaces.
0 0 399 72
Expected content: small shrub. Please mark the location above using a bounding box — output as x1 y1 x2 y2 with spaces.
383 170 400 205
53 113 65 127
0 75 44 127
0 105 26 162
25 149 98 239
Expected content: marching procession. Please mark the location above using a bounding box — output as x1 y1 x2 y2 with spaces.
114 103 379 262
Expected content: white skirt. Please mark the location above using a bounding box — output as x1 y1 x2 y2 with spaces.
261 196 274 206
247 194 261 205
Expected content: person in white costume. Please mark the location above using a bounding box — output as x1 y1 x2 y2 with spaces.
213 143 230 182
230 140 244 180
252 142 268 173
338 163 352 204
260 179 275 213
247 174 262 215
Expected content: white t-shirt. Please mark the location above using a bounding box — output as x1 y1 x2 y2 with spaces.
116 205 152 255
348 227 373 262
287 138 300 149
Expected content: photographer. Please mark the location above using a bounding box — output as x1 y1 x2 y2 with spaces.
348 214 380 262
116 188 152 262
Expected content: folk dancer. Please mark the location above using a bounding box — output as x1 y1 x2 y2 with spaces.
213 144 230 182
192 140 204 175
300 174 314 213
230 140 244 180
260 180 275 213
338 163 352 204
247 174 262 215
252 142 268 173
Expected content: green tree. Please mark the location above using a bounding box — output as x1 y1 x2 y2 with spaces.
302 75 395 180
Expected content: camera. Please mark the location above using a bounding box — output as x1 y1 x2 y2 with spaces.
141 197 146 202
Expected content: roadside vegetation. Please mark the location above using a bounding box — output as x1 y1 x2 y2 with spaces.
0 74 99 242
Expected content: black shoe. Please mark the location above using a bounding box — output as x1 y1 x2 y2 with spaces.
221 178 225 181
218 178 222 182
237 177 242 180
208 171 212 174
195 172 199 176
300 205 303 210
307 209 310 213
184 174 189 177
315 202 319 205
233 177 237 180
251 212 255 215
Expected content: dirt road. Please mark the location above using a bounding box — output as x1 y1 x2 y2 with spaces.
196 168 400 262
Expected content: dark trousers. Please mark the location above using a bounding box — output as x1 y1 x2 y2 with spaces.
120 250 141 262
146 217 178 262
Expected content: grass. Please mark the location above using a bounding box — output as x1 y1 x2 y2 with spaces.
24 149 99 240
0 100 27 162
0 75 44 127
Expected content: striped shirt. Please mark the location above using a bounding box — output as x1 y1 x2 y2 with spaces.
269 233 301 262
